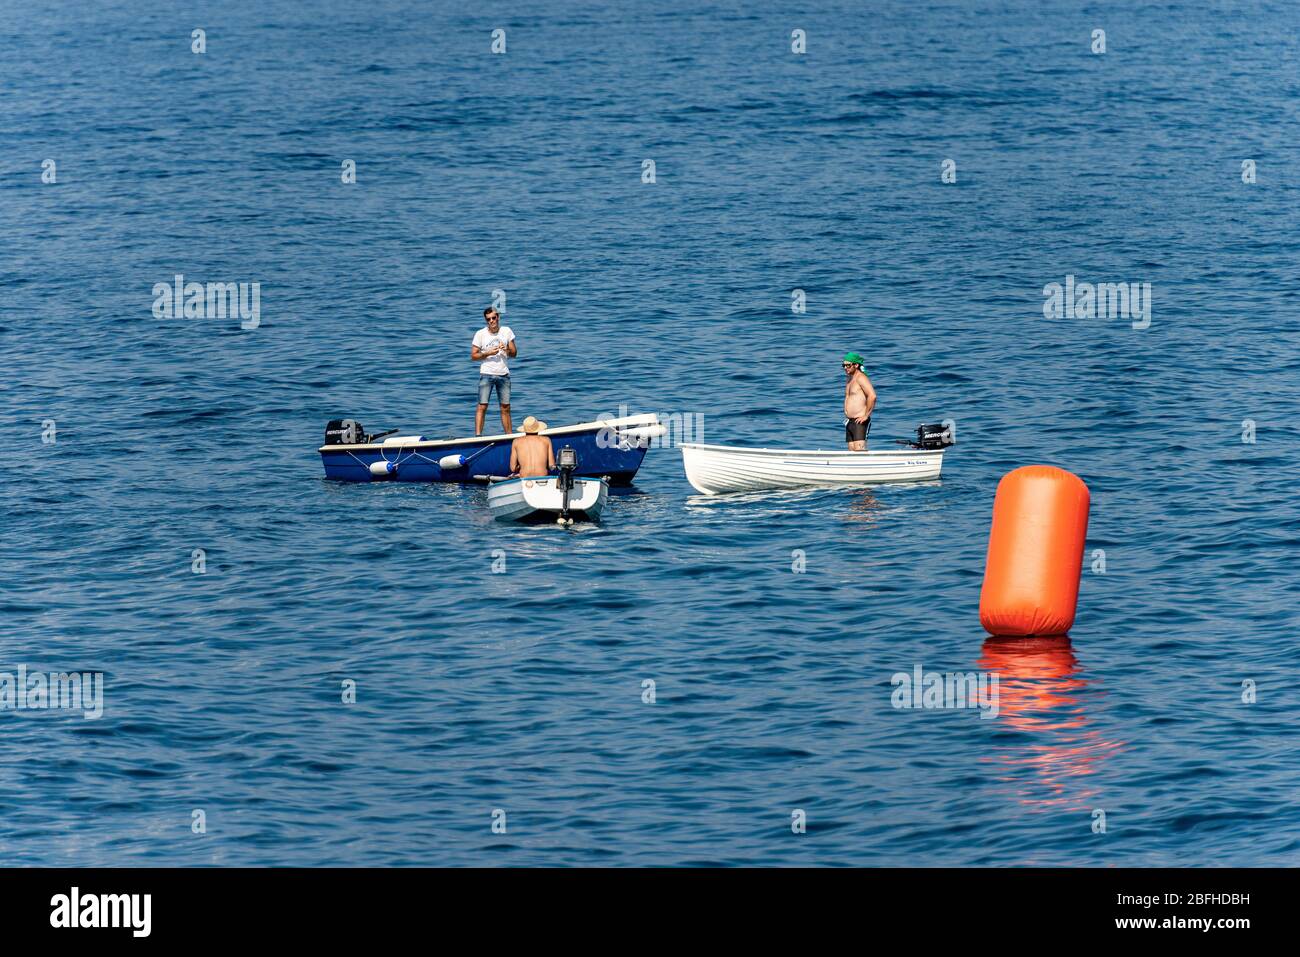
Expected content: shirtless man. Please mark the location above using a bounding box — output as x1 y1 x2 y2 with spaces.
843 352 877 451
509 416 555 478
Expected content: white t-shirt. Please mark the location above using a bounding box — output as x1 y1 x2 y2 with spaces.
472 326 515 376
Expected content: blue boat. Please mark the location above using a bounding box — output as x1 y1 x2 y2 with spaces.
319 413 665 484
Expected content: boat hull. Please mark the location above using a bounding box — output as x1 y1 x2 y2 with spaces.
488 476 609 523
319 414 660 485
680 442 944 495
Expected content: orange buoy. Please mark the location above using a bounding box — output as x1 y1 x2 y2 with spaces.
979 466 1090 637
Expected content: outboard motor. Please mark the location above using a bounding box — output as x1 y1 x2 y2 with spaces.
911 422 955 450
324 419 398 445
325 419 365 446
556 446 578 524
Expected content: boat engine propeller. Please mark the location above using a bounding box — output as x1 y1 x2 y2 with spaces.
556 446 578 525
909 422 955 450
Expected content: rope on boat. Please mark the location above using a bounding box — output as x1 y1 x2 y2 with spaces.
344 446 493 476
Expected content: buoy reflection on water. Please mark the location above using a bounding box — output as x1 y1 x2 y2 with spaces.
978 636 1126 812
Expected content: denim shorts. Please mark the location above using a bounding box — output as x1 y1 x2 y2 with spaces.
478 374 510 405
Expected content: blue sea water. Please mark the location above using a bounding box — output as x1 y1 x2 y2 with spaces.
2 0 1299 866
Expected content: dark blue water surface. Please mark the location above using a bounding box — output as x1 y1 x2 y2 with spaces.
3 0 1299 865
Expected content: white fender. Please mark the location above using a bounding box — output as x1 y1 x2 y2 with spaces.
618 424 668 439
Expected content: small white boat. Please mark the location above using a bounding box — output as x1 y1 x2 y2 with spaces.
680 443 946 495
488 475 609 523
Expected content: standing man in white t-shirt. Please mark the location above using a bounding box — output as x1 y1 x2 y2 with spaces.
471 307 517 435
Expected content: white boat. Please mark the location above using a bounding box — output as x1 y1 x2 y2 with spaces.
680 442 946 495
488 475 609 523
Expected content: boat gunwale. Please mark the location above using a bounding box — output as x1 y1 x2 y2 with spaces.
488 476 611 490
679 442 945 459
319 414 659 453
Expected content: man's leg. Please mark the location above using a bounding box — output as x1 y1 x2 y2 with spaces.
475 375 491 435
498 376 512 433
846 419 865 452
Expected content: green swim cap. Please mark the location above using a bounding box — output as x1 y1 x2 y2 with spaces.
843 352 864 366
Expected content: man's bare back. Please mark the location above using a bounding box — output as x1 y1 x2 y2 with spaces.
510 434 555 478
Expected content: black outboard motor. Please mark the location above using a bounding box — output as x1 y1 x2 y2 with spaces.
556 446 578 522
325 419 365 445
324 419 398 445
912 422 955 450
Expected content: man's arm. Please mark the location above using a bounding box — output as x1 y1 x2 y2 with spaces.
471 339 501 362
509 442 519 474
859 373 877 420
547 439 556 472
505 331 517 358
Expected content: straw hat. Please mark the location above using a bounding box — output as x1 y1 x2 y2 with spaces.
521 416 547 434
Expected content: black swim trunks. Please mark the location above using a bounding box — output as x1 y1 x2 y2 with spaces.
845 417 871 443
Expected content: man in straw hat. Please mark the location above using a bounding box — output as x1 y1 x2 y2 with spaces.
509 416 555 478
842 352 877 451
